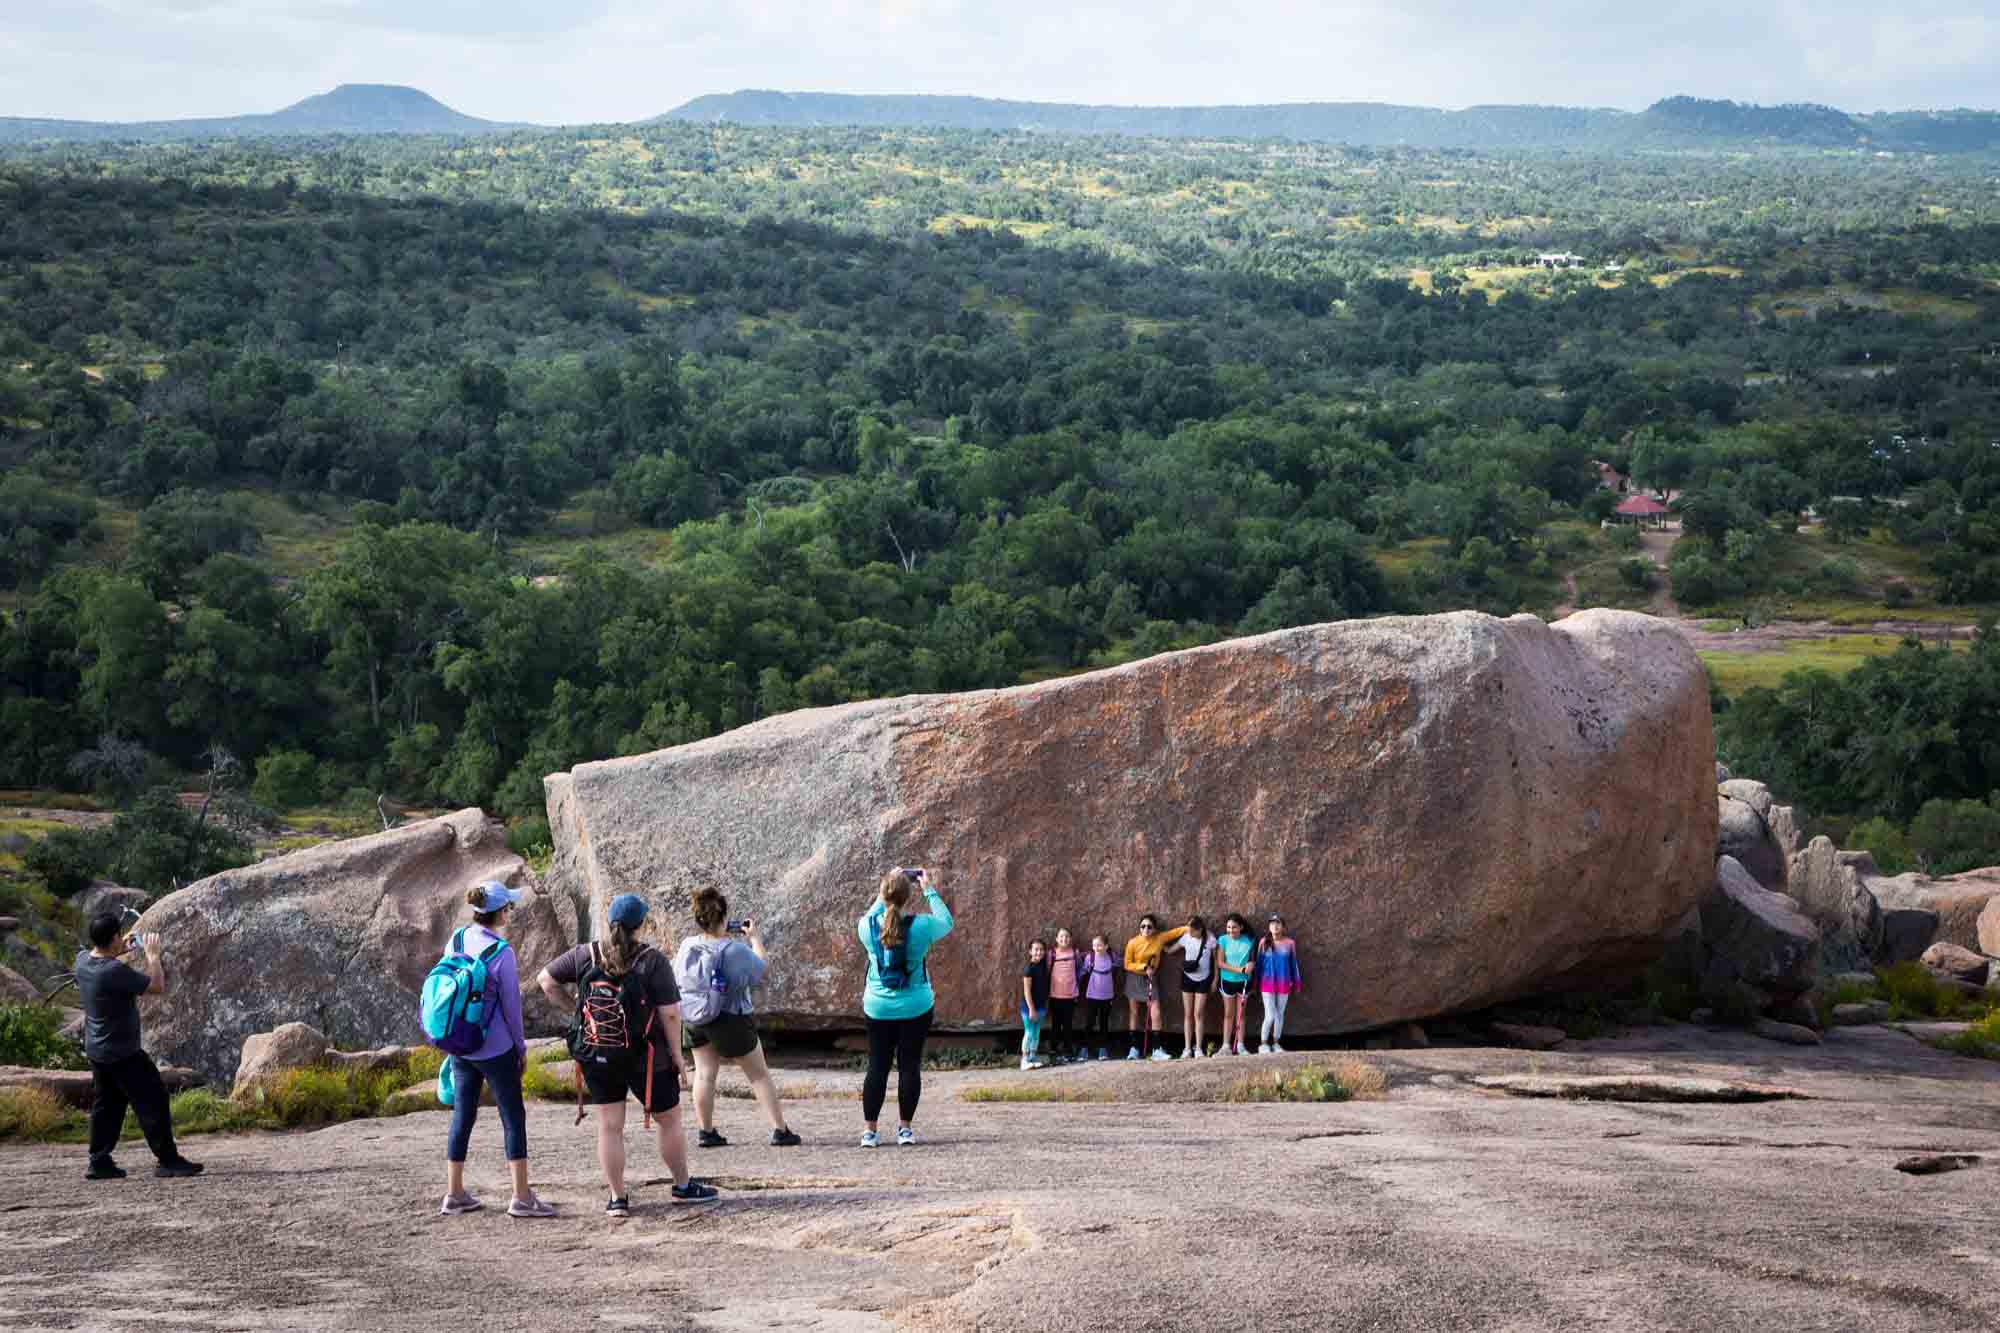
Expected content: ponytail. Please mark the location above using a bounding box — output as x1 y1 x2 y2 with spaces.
600 920 640 976
876 872 913 949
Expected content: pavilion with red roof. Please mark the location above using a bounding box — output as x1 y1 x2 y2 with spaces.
1613 494 1670 528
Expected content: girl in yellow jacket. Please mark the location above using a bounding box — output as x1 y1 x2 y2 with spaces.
1121 914 1188 1061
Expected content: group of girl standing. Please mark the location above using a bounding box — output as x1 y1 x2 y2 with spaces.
1019 912 1302 1068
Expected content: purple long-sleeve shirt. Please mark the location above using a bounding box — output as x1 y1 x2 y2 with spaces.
458 923 527 1063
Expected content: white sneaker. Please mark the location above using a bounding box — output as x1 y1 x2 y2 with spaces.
1098 1048 1109 1061
1235 1042 1248 1056
896 1127 917 1147
1126 1047 1139 1061
1149 1049 1171 1062
1258 1043 1270 1054
860 1129 880 1149
1272 1042 1287 1054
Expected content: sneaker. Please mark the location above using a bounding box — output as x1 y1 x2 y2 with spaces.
696 1128 728 1149
896 1126 917 1147
860 1129 881 1149
1259 1043 1270 1054
507 1196 557 1219
671 1180 720 1205
1126 1047 1140 1061
769 1127 801 1147
1235 1043 1248 1056
155 1159 203 1179
84 1160 126 1181
439 1192 482 1216
1272 1042 1287 1054
1097 1047 1109 1061
605 1196 630 1218
1150 1049 1172 1062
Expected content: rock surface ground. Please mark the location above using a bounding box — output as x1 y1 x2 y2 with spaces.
4 1026 1997 1331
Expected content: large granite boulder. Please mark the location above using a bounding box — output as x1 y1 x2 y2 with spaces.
1985 895 2000 957
1695 857 1821 1002
133 809 577 1082
546 609 1717 1036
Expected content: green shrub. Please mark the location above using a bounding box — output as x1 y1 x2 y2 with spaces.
0 1003 87 1069
1908 797 2000 876
962 1084 1112 1103
506 817 552 856
21 829 100 898
1936 1010 2000 1060
1606 525 1641 552
0 1086 80 1140
522 1059 574 1101
1876 961 1965 1019
1849 817 1910 875
251 750 323 811
168 1088 262 1135
1617 557 1653 590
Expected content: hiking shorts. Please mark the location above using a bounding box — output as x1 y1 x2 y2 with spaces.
1181 971 1213 995
1218 976 1249 997
579 1050 681 1112
687 1013 760 1060
1123 972 1155 1003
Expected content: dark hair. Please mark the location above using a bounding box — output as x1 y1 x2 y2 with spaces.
1186 914 1207 936
465 885 505 928
1139 914 1157 929
1224 912 1249 931
691 887 728 933
88 913 123 949
1025 937 1046 960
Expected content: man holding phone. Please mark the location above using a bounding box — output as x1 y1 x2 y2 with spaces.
74 913 202 1180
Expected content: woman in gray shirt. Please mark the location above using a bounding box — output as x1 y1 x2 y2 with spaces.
675 887 800 1148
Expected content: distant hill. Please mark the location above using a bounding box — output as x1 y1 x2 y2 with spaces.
0 85 513 144
658 91 2000 154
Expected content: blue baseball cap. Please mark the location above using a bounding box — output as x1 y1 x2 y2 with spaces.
608 893 649 929
474 880 522 912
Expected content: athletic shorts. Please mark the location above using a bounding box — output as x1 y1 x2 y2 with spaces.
1218 976 1248 997
687 1013 760 1060
1181 971 1213 995
579 1051 681 1112
1123 972 1155 1003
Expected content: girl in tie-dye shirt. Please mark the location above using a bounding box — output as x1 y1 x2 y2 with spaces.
1256 915 1303 1054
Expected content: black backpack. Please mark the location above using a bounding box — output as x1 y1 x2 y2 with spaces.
567 942 661 1125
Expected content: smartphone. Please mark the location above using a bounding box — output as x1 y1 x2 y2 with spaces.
726 919 750 933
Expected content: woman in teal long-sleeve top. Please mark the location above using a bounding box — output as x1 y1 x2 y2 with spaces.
856 868 954 1147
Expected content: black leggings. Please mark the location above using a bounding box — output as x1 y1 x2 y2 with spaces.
1083 998 1113 1038
862 1008 934 1124
1049 998 1077 1052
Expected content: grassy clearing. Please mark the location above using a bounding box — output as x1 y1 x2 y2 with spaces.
961 1084 1114 1103
1224 1056 1387 1104
1697 635 1928 694
1877 961 1999 1023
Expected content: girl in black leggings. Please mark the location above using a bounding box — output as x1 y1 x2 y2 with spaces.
856 868 956 1147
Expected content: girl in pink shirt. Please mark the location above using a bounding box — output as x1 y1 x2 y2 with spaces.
1046 928 1084 1062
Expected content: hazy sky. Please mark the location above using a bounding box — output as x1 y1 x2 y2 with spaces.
4 1 1996 123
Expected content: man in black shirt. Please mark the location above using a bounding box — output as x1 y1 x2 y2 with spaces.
74 913 201 1180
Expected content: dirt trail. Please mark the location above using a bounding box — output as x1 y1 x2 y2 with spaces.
4 1026 1998 1331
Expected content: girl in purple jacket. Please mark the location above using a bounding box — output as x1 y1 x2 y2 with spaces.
1078 934 1119 1060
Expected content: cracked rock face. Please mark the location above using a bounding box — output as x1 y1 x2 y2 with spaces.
135 809 575 1082
545 609 1716 1036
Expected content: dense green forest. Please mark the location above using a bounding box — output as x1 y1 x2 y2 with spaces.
3 121 1999 890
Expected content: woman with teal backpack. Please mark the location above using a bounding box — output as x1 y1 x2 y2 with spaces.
438 881 554 1219
857 867 954 1148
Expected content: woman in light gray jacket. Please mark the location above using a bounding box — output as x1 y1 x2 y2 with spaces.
676 887 800 1148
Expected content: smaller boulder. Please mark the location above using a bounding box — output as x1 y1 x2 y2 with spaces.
231 1022 331 1100
1392 1022 1430 1049
1766 805 1804 861
1751 1018 1821 1046
1921 942 1990 986
1719 797 1785 891
1699 856 1820 1000
78 881 149 926
1876 901 1940 965
1831 1001 1890 1025
1832 971 1878 990
0 915 21 934
1489 1022 1566 1051
1981 896 2000 958
1718 779 1775 820
0 963 40 1004
327 1045 415 1075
